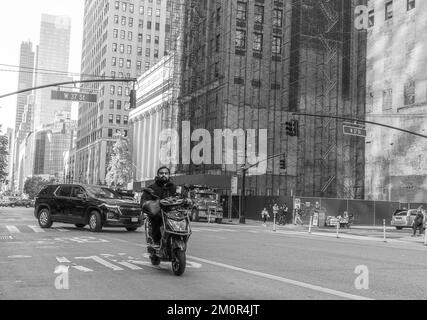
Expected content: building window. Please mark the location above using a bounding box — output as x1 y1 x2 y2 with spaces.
254 5 264 24
109 114 113 124
146 34 151 43
113 29 118 38
155 36 159 44
126 59 131 68
385 1 393 20
382 88 392 110
146 48 150 57
120 30 125 39
122 2 127 12
110 85 115 95
147 21 152 29
116 115 121 124
368 10 374 27
156 9 160 17
108 129 113 137
114 15 119 24
139 19 143 28
111 57 116 66
119 44 124 53
128 31 132 40
129 4 134 13
112 43 117 52
127 45 132 54
272 36 282 54
109 99 115 109
124 116 128 125
117 100 122 110
111 71 116 78
148 7 152 16
115 1 119 10
155 22 160 31
139 6 144 14
145 62 150 70
236 2 247 21
119 58 124 67
253 33 263 51
404 80 415 105
129 17 133 27
117 86 123 96
273 9 282 27
125 87 130 96
137 46 142 55
121 16 126 25
154 50 158 58
235 30 246 49
407 0 415 11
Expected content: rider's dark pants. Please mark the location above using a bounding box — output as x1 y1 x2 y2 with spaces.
149 215 162 243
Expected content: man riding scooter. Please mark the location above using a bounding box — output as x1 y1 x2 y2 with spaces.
140 166 177 247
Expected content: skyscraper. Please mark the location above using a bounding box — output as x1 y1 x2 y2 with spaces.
14 41 35 135
76 0 174 185
33 14 72 131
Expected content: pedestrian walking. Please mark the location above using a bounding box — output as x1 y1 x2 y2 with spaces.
294 208 303 225
412 206 425 237
278 203 288 225
261 208 270 226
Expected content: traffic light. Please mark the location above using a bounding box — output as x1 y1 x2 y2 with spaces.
129 89 136 109
279 158 286 170
285 120 299 137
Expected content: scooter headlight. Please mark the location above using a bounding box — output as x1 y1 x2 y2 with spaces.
167 219 187 232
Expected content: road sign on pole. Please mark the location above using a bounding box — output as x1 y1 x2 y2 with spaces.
51 90 97 103
343 125 366 137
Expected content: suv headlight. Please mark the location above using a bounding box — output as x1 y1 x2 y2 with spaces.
104 205 120 220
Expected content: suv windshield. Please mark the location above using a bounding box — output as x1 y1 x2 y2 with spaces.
195 193 216 200
85 186 120 199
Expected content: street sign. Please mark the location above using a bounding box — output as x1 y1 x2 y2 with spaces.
343 125 366 137
51 90 97 103
294 198 301 209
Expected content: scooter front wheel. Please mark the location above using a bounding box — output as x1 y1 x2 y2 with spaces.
172 249 186 276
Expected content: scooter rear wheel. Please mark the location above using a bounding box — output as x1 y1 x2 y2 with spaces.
172 249 186 276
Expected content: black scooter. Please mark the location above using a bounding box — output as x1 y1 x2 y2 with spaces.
142 192 192 276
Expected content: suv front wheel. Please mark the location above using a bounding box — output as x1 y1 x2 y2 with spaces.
38 208 53 228
89 211 103 232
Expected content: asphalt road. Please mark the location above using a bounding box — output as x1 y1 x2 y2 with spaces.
1 207 426 300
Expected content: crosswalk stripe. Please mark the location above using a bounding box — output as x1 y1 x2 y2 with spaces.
56 228 69 232
72 265 93 272
117 261 143 270
6 225 20 233
28 225 45 233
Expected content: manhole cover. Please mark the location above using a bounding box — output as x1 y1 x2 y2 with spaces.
0 235 13 240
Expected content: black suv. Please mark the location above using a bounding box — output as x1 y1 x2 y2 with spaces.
34 184 143 232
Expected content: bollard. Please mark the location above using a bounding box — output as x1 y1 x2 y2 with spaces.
336 221 339 238
273 211 276 232
308 215 313 234
383 219 387 243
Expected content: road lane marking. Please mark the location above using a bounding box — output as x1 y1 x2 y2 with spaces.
117 261 143 270
187 256 373 300
6 225 20 233
28 225 45 233
72 265 93 272
75 255 124 271
8 255 32 258
56 257 71 263
56 228 69 232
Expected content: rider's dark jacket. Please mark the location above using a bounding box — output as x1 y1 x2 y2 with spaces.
141 176 177 202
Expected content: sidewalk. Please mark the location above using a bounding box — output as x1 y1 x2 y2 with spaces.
222 218 427 245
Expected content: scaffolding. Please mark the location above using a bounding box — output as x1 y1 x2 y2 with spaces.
171 0 366 199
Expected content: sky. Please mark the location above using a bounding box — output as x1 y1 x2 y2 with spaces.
0 0 85 133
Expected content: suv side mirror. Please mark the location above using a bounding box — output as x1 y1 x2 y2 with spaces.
77 193 87 200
